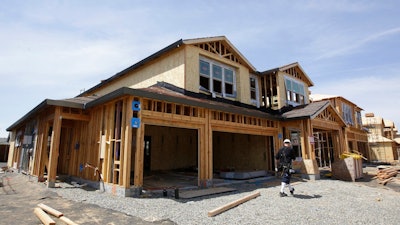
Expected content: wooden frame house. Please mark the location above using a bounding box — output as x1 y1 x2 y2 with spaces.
310 94 369 163
7 36 351 196
362 114 398 163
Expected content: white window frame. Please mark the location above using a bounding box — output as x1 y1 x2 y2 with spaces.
284 76 307 106
249 74 260 107
199 57 236 98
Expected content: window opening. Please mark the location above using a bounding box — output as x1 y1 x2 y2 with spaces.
199 57 236 97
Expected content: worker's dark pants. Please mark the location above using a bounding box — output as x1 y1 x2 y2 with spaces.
282 171 291 184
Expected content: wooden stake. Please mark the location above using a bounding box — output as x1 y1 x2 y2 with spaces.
208 191 260 217
34 207 56 225
37 203 63 218
60 216 79 225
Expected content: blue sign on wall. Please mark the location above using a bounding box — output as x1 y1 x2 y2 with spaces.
131 118 141 128
132 101 141 111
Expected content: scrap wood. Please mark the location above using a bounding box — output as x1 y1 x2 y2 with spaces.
38 203 63 217
34 207 56 225
375 167 399 184
208 191 260 217
378 177 394 185
60 215 79 225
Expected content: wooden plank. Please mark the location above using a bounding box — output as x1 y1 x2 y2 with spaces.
208 191 260 217
60 216 79 225
37 203 63 218
34 207 56 225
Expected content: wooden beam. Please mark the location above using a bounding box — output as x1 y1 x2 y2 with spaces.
61 112 90 121
34 207 56 225
47 107 62 188
133 115 144 187
122 97 133 188
208 191 260 217
60 216 79 225
37 203 63 218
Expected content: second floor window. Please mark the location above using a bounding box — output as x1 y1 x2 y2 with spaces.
285 77 306 106
250 75 259 106
199 58 236 97
356 111 362 127
342 103 354 125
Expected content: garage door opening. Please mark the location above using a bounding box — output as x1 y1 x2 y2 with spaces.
135 125 199 190
213 131 274 180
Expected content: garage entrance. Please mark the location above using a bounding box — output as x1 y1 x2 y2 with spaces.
213 131 273 177
136 125 199 190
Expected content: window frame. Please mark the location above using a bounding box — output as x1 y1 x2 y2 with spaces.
199 57 236 98
284 76 307 106
342 103 354 125
249 74 259 106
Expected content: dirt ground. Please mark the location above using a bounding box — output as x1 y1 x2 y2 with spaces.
0 169 174 225
1 164 399 225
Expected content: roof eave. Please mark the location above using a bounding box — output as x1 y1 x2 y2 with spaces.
6 99 85 132
86 86 279 120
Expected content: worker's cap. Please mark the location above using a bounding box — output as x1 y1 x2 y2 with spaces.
283 139 291 144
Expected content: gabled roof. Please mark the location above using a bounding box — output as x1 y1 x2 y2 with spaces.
183 36 256 71
368 135 393 143
384 119 394 128
281 100 347 126
260 62 314 87
79 36 256 97
310 94 363 110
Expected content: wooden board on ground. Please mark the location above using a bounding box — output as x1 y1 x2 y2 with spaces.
179 187 236 199
208 191 261 217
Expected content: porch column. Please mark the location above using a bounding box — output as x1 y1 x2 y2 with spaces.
122 97 133 188
133 121 144 187
47 107 62 188
198 110 213 187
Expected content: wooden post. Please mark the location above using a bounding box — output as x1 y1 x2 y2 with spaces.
133 116 144 187
122 97 133 188
47 107 62 188
208 191 260 217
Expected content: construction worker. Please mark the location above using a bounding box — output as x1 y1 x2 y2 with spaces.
275 139 296 197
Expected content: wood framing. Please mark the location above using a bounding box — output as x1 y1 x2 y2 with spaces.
6 35 371 197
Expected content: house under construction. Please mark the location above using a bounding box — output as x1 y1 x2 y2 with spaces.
6 36 369 196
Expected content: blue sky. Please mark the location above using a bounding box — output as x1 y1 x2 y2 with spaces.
1 0 399 137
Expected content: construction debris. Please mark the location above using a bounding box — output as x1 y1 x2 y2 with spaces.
375 167 399 185
34 203 78 225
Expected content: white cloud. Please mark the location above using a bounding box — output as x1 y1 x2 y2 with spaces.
314 27 400 60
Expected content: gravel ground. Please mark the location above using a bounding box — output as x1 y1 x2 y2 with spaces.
49 174 400 225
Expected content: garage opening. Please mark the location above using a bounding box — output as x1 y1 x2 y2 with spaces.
136 125 198 190
213 131 273 180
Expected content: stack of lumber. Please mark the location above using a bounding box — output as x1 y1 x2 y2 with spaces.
375 167 399 185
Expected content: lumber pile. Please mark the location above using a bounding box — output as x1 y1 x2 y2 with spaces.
375 167 399 185
34 203 78 225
